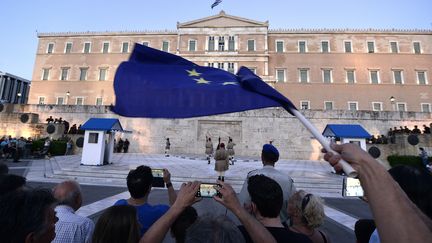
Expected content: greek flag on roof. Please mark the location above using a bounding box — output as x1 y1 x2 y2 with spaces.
112 44 297 118
211 0 222 9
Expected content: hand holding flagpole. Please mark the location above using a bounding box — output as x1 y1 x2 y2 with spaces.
290 109 357 177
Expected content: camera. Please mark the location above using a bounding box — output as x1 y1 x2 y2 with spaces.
196 183 221 198
342 177 364 197
151 169 165 188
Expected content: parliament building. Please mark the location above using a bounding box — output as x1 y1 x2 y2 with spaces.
29 11 432 113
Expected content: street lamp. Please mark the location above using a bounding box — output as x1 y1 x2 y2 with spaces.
66 91 70 105
390 96 396 111
17 92 22 104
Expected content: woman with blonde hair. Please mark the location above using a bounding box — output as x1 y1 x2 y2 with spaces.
287 190 330 243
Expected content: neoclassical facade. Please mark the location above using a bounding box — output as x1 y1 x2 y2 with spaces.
30 11 432 112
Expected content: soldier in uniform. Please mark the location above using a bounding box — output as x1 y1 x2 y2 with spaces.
205 137 213 164
214 143 229 181
227 137 236 165
165 138 171 157
238 144 296 223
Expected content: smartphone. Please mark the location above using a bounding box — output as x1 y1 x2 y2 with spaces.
151 169 165 188
342 177 364 197
196 183 221 198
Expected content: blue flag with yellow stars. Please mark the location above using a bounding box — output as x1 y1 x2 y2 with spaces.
112 44 297 118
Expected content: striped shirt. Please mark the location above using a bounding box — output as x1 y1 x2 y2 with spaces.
52 205 95 243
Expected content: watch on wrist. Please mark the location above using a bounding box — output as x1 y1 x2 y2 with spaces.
166 182 173 188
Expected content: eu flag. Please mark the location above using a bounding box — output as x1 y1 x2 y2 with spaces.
112 44 297 118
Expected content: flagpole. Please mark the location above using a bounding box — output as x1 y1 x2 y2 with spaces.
290 109 357 178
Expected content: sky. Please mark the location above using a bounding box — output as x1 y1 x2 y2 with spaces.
1 0 431 80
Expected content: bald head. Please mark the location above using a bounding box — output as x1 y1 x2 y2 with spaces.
53 180 82 210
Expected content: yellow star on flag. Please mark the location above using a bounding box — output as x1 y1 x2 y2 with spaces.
222 82 238 85
186 69 201 77
194 78 211 84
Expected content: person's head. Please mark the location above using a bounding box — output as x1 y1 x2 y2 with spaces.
53 180 82 211
93 205 140 243
0 174 26 195
420 147 425 151
219 143 225 149
414 125 418 128
185 214 245 243
0 189 58 243
0 163 9 175
261 144 279 165
288 190 326 229
389 165 432 219
126 165 153 199
247 175 282 218
171 206 198 243
229 137 232 142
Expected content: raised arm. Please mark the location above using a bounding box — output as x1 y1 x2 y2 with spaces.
323 143 432 243
140 181 200 243
214 180 276 243
163 169 176 205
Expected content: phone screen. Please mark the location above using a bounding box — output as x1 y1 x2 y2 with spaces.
151 169 164 178
343 177 364 197
196 183 220 198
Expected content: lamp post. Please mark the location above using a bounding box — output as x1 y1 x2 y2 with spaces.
66 91 70 105
390 96 396 111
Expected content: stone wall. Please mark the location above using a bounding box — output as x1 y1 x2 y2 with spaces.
1 104 431 160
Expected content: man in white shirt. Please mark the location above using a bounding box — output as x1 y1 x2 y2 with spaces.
52 180 95 243
238 144 296 222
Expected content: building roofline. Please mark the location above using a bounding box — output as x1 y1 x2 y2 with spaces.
269 28 432 34
37 30 178 37
0 71 30 82
177 10 268 28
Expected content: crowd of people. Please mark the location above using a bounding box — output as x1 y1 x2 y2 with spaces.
367 123 432 145
1 141 431 242
0 136 33 162
113 138 131 153
46 116 84 135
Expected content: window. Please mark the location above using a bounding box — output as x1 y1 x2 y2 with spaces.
369 70 380 84
397 103 406 111
228 36 235 51
367 41 375 53
60 68 69 81
300 101 310 110
56 97 64 105
322 69 332 83
96 97 103 106
162 41 169 52
276 69 285 82
84 42 91 53
38 97 45 105
42 68 50 80
208 37 215 51
390 42 398 53
218 36 225 51
344 41 352 53
47 43 54 54
227 63 235 73
102 42 110 53
122 42 129 53
99 68 107 81
324 101 333 110
298 41 307 53
76 97 84 105
348 102 358 111
417 71 427 85
421 103 431 112
188 40 196 51
218 63 224 70
88 133 99 144
299 69 309 83
208 63 215 68
276 41 284 53
65 42 72 53
248 67 256 74
346 70 356 83
413 42 421 54
372 102 383 111
393 70 403 84
321 41 329 53
142 42 149 46
79 68 88 81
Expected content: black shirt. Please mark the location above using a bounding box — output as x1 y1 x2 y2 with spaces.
238 225 313 243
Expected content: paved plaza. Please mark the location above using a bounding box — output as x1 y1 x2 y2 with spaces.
6 153 373 242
